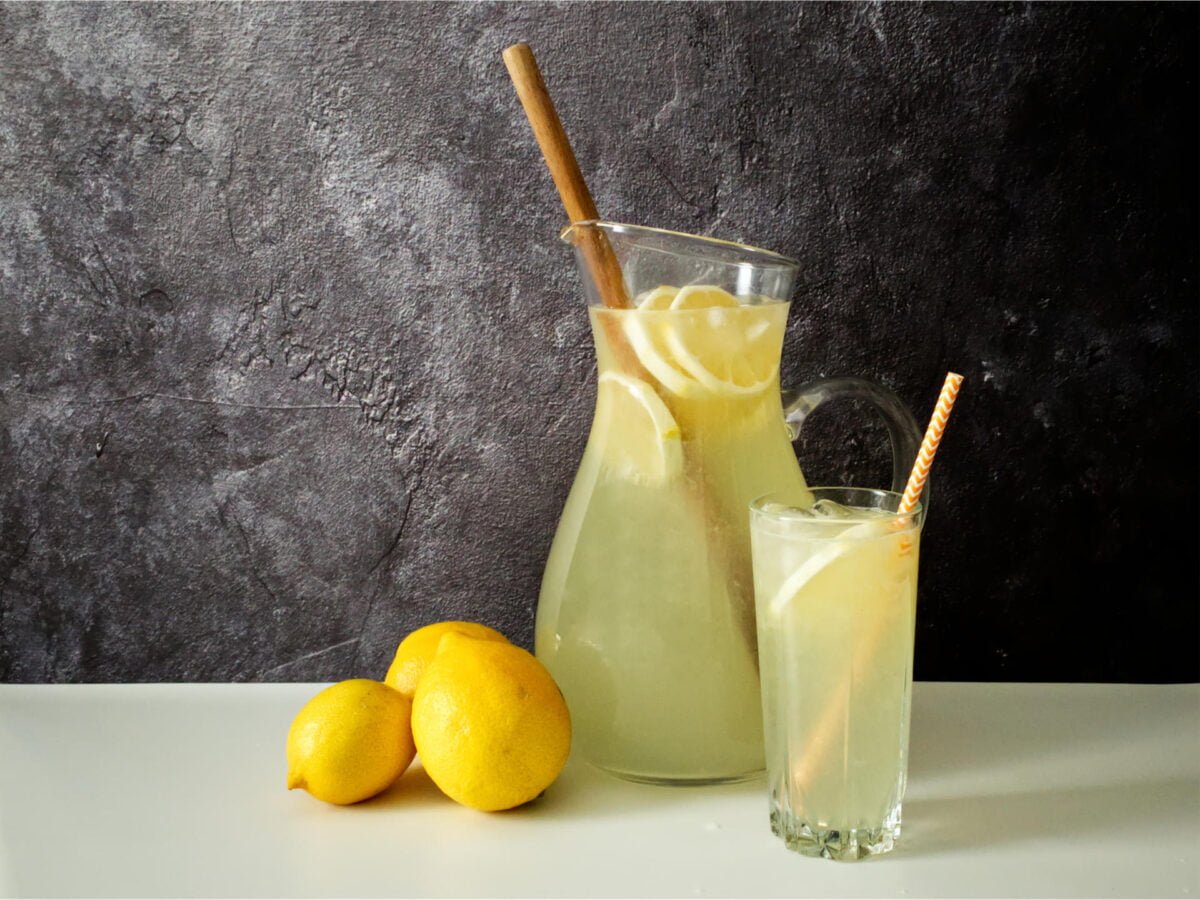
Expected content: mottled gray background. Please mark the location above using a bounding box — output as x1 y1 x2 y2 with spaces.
1 2 1196 684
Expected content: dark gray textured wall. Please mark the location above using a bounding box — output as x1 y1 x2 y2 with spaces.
1 2 1196 684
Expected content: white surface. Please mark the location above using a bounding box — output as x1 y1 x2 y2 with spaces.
0 682 1196 898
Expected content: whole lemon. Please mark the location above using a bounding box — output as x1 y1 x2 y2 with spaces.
412 634 571 811
384 621 509 699
286 679 415 805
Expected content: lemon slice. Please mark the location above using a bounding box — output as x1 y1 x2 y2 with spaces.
636 285 679 310
623 284 739 398
768 520 895 616
622 283 783 398
597 372 683 483
669 284 740 310
664 318 779 396
664 296 780 396
622 311 704 398
627 285 702 396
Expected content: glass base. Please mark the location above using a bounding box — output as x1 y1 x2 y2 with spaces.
594 762 764 787
771 804 901 861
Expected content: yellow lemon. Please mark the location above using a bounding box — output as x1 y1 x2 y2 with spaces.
384 621 509 699
412 634 571 812
286 679 415 805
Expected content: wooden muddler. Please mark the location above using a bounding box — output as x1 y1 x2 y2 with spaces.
502 43 630 310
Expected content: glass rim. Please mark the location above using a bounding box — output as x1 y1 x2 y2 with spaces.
559 220 800 271
750 486 924 526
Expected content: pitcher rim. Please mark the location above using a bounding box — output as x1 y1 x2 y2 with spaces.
560 220 800 270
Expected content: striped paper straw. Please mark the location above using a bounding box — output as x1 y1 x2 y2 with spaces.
899 372 964 515
791 371 964 794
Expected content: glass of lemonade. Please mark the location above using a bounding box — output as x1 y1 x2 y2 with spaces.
750 488 924 860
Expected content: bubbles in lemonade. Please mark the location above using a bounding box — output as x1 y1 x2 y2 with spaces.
536 285 810 783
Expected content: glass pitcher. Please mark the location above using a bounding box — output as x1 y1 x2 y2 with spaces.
535 222 921 785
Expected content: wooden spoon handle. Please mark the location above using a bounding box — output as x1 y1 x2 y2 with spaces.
503 43 630 310
503 43 600 223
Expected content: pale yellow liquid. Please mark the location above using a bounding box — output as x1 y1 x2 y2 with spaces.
752 510 919 834
536 298 809 783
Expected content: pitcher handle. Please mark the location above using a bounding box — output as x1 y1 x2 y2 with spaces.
782 377 924 501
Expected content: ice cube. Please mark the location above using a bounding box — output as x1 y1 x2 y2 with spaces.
758 500 804 518
809 498 857 518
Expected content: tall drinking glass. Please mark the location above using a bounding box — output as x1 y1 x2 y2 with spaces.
749 487 924 860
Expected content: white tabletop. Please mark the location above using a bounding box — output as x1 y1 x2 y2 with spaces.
0 682 1196 898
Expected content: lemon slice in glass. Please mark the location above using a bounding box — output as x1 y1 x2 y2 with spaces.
622 295 704 398
663 312 779 396
668 284 740 310
666 287 779 396
623 284 781 398
635 285 679 310
597 372 684 483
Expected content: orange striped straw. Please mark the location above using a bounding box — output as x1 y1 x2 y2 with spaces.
899 371 964 515
792 371 964 794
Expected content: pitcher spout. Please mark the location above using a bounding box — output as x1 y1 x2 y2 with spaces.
561 221 799 309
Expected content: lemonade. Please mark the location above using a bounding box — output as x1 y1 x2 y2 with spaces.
750 491 923 860
536 284 810 783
